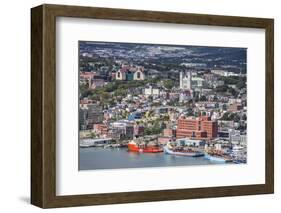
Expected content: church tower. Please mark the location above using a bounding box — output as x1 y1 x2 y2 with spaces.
180 71 192 90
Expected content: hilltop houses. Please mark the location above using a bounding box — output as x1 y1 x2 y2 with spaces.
115 65 145 81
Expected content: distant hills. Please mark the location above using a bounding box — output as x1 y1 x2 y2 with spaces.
79 41 247 74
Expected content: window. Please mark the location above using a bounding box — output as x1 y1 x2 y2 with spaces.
137 71 141 79
192 131 195 138
117 72 120 78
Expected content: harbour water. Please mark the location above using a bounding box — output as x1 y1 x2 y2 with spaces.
79 147 219 170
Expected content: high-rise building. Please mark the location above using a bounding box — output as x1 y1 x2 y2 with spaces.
176 116 218 139
111 121 134 139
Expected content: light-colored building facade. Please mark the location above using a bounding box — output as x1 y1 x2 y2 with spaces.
180 71 192 90
115 70 126 80
115 66 145 81
133 68 145 80
144 85 160 96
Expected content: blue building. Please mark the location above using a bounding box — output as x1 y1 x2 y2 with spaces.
126 71 134 81
128 112 142 121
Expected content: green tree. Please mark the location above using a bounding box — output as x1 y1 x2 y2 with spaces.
163 79 174 89
221 112 230 120
115 89 127 97
215 85 228 93
236 80 246 89
199 95 207 102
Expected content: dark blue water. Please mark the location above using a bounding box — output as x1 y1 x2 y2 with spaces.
79 147 218 170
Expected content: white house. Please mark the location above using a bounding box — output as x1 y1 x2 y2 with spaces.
115 70 126 80
144 85 160 96
133 68 145 80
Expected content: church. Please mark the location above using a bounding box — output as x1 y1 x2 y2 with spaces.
179 71 192 90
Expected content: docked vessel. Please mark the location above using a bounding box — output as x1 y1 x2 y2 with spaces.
204 151 232 162
128 141 163 153
163 143 205 157
231 145 247 164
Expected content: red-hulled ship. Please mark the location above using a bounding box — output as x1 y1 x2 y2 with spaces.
128 141 163 153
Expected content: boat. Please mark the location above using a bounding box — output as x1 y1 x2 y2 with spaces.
233 159 247 164
163 143 205 157
231 145 246 164
128 141 163 153
204 152 233 163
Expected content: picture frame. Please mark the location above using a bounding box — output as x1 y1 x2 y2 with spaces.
31 4 274 208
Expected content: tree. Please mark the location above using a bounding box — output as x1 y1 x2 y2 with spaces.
199 95 207 102
228 87 238 97
163 79 174 89
194 93 200 102
79 83 89 94
213 95 218 101
104 82 117 92
115 89 126 97
90 132 96 138
90 93 100 101
101 92 110 100
215 85 228 93
148 95 153 102
236 80 246 89
221 112 230 120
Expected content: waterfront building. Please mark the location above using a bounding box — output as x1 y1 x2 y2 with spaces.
111 121 135 139
229 130 247 145
79 108 88 130
93 124 108 136
163 128 176 137
176 138 205 147
87 104 104 129
134 125 145 136
217 131 229 138
80 138 113 147
125 126 134 139
158 136 174 145
176 116 218 139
